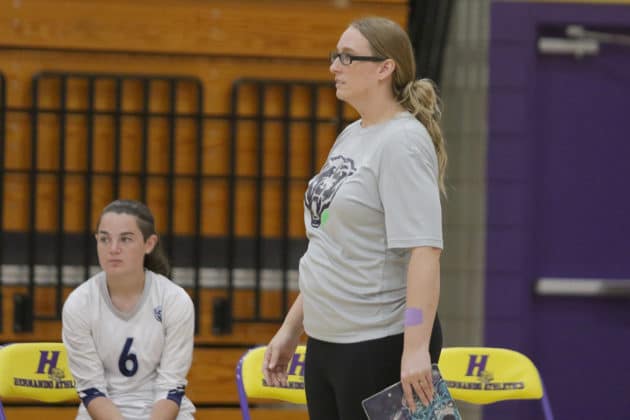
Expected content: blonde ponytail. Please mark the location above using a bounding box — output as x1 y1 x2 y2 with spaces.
398 79 447 197
349 17 447 196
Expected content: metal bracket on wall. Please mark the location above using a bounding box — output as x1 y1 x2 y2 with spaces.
566 25 630 48
538 24 630 57
536 278 630 298
537 37 599 57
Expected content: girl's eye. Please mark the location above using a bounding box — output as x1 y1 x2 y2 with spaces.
98 237 109 244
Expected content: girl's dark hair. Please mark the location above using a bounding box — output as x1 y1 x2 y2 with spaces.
98 199 171 277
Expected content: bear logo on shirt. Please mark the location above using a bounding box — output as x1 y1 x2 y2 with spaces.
304 155 356 228
153 305 163 322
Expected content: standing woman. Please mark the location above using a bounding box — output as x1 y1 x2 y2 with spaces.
263 16 447 420
62 200 196 419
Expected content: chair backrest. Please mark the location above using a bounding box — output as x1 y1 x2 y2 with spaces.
236 345 306 420
438 347 554 420
0 342 78 419
235 345 554 420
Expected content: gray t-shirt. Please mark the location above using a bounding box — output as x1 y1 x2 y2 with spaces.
300 111 443 343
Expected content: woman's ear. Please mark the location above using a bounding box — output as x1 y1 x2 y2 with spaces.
145 234 158 255
378 58 396 81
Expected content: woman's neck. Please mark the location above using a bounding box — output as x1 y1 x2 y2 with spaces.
106 271 145 312
355 94 405 127
360 106 405 127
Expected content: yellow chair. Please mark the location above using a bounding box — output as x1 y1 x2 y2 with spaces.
0 342 78 419
235 345 306 420
438 347 554 420
235 345 554 420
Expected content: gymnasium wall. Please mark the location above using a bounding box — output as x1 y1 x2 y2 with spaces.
487 1 630 419
0 1 408 418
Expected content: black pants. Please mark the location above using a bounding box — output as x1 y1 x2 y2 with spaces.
304 314 442 420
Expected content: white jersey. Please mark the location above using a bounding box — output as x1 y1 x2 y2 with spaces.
62 270 196 419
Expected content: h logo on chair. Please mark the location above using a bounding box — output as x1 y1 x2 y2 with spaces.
465 354 489 377
36 350 60 375
287 353 305 377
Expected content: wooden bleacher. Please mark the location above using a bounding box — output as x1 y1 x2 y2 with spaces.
0 0 407 418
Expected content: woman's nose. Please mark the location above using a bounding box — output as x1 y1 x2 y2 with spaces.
109 240 121 253
329 58 340 73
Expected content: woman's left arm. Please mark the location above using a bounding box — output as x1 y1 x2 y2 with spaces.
150 287 195 420
401 245 441 412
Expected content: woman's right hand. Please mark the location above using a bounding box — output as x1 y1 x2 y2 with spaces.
262 326 301 387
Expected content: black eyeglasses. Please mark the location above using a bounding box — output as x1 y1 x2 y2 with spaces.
329 51 386 65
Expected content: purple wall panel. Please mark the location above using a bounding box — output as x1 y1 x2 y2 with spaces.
484 273 530 318
485 227 530 271
486 182 529 225
487 2 630 419
534 48 630 279
485 319 534 354
490 46 531 87
533 299 630 416
489 91 530 133
486 137 531 181
490 4 534 41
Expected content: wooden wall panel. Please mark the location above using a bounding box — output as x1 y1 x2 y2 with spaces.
1 49 348 236
1 48 351 234
1 50 346 111
1 286 301 345
0 0 406 58
4 113 30 170
0 1 406 413
3 174 29 230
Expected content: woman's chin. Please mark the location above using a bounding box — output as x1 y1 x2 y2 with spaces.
104 266 128 277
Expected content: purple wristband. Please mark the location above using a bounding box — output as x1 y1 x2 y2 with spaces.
404 308 424 327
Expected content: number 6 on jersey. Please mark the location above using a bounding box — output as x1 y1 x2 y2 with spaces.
119 337 139 377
